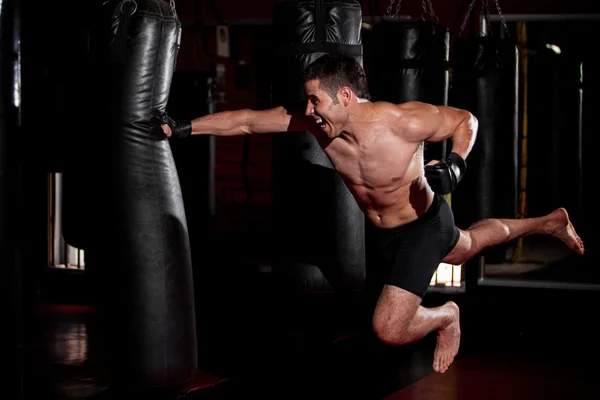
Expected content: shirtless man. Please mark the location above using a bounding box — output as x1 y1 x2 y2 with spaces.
158 53 584 373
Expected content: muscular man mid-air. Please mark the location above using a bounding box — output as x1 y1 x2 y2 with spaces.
159 53 584 373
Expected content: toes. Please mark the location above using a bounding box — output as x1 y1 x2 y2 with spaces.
436 356 446 373
437 355 454 374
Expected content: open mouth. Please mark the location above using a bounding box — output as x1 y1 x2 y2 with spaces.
315 116 326 130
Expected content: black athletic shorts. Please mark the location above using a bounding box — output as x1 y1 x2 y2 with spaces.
367 194 460 298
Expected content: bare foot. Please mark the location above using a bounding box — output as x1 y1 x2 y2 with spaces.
547 208 584 255
433 301 460 374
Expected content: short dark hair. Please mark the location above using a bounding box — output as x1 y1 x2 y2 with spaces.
301 53 370 101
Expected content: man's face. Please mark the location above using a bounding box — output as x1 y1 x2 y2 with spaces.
304 79 346 139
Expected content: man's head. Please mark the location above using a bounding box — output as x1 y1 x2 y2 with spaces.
301 53 370 138
301 53 370 102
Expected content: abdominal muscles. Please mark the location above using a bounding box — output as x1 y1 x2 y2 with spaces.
326 134 429 229
346 165 429 229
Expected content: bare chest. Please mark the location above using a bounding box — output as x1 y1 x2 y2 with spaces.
323 133 421 191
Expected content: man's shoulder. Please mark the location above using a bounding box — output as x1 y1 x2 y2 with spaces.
372 100 425 110
378 101 441 121
369 101 433 142
371 101 414 119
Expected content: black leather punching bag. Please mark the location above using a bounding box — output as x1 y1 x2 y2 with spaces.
450 36 518 262
85 0 197 389
527 50 583 224
369 20 449 162
1 0 23 396
450 37 519 228
271 0 365 295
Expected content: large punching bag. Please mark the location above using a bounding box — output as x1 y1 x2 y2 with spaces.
450 36 519 229
84 0 197 389
271 0 365 295
527 50 583 224
369 20 449 162
1 0 23 396
449 36 519 263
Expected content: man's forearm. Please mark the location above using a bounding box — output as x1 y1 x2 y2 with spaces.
190 109 252 136
189 107 292 136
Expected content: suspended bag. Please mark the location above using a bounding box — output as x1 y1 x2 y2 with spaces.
271 0 366 295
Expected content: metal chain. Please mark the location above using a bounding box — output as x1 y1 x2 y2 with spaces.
386 0 396 17
481 0 491 33
427 0 439 22
493 0 511 37
458 0 477 36
386 0 403 18
421 0 439 22
119 0 137 15
395 0 402 17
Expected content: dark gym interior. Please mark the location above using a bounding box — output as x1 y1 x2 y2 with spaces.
1 0 599 399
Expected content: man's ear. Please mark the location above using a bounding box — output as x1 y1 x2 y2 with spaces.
339 86 352 106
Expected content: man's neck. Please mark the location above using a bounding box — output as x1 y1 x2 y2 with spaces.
338 122 360 145
342 100 374 141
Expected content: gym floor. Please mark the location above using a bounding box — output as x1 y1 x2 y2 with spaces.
22 246 600 400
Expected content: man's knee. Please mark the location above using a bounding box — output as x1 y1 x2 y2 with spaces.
371 284 421 345
372 314 412 346
443 230 472 265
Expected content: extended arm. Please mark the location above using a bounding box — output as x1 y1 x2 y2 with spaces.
160 106 315 138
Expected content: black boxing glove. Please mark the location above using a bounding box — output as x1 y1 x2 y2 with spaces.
425 152 467 195
157 112 192 138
